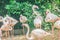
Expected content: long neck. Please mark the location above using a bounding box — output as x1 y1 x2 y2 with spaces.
32 8 36 13
26 25 34 40
26 25 30 39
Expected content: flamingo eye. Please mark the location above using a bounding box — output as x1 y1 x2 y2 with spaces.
48 12 49 13
5 20 7 22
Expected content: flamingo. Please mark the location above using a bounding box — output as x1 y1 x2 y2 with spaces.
22 23 52 40
54 20 60 40
45 9 59 40
6 15 18 27
32 5 43 29
32 5 40 16
1 15 18 40
19 14 28 35
7 15 18 40
34 15 43 29
19 14 27 23
1 15 12 38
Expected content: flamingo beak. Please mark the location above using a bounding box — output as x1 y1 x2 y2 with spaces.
22 24 25 27
37 7 39 9
46 11 49 15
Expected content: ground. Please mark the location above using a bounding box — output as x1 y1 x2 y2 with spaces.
2 30 59 40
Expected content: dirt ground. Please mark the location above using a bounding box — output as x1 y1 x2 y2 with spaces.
2 30 59 40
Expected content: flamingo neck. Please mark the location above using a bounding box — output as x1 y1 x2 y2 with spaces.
32 8 35 13
26 25 34 40
26 25 30 39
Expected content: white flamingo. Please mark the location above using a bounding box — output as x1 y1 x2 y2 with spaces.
32 5 39 16
22 23 52 40
19 14 27 23
45 9 59 22
32 5 43 29
19 14 27 34
45 9 59 40
34 15 43 29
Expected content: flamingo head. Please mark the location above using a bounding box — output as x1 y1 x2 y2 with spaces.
45 14 52 22
46 9 50 15
32 5 39 9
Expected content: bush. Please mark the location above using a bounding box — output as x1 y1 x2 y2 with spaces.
5 0 60 30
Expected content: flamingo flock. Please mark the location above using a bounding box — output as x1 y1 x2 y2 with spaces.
0 5 60 40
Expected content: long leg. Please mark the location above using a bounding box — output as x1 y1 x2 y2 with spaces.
12 27 14 40
52 26 55 40
23 27 25 35
6 31 8 37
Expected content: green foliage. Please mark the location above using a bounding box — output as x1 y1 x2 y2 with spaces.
5 0 32 15
4 0 60 30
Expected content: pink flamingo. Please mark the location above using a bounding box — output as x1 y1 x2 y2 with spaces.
22 23 52 40
45 9 59 40
1 15 18 40
19 14 27 35
34 15 43 29
54 20 60 40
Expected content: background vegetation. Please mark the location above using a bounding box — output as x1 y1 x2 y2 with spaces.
0 0 60 30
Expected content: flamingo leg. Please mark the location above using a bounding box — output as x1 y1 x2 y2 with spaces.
23 26 25 35
52 25 55 40
7 31 10 37
6 31 8 37
12 27 14 40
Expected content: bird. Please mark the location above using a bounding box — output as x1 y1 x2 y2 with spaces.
19 14 27 23
34 15 43 29
32 5 39 16
32 5 43 29
45 9 59 23
22 23 52 40
1 15 12 38
54 20 60 40
6 15 18 27
45 9 60 40
19 14 28 35
1 15 18 40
